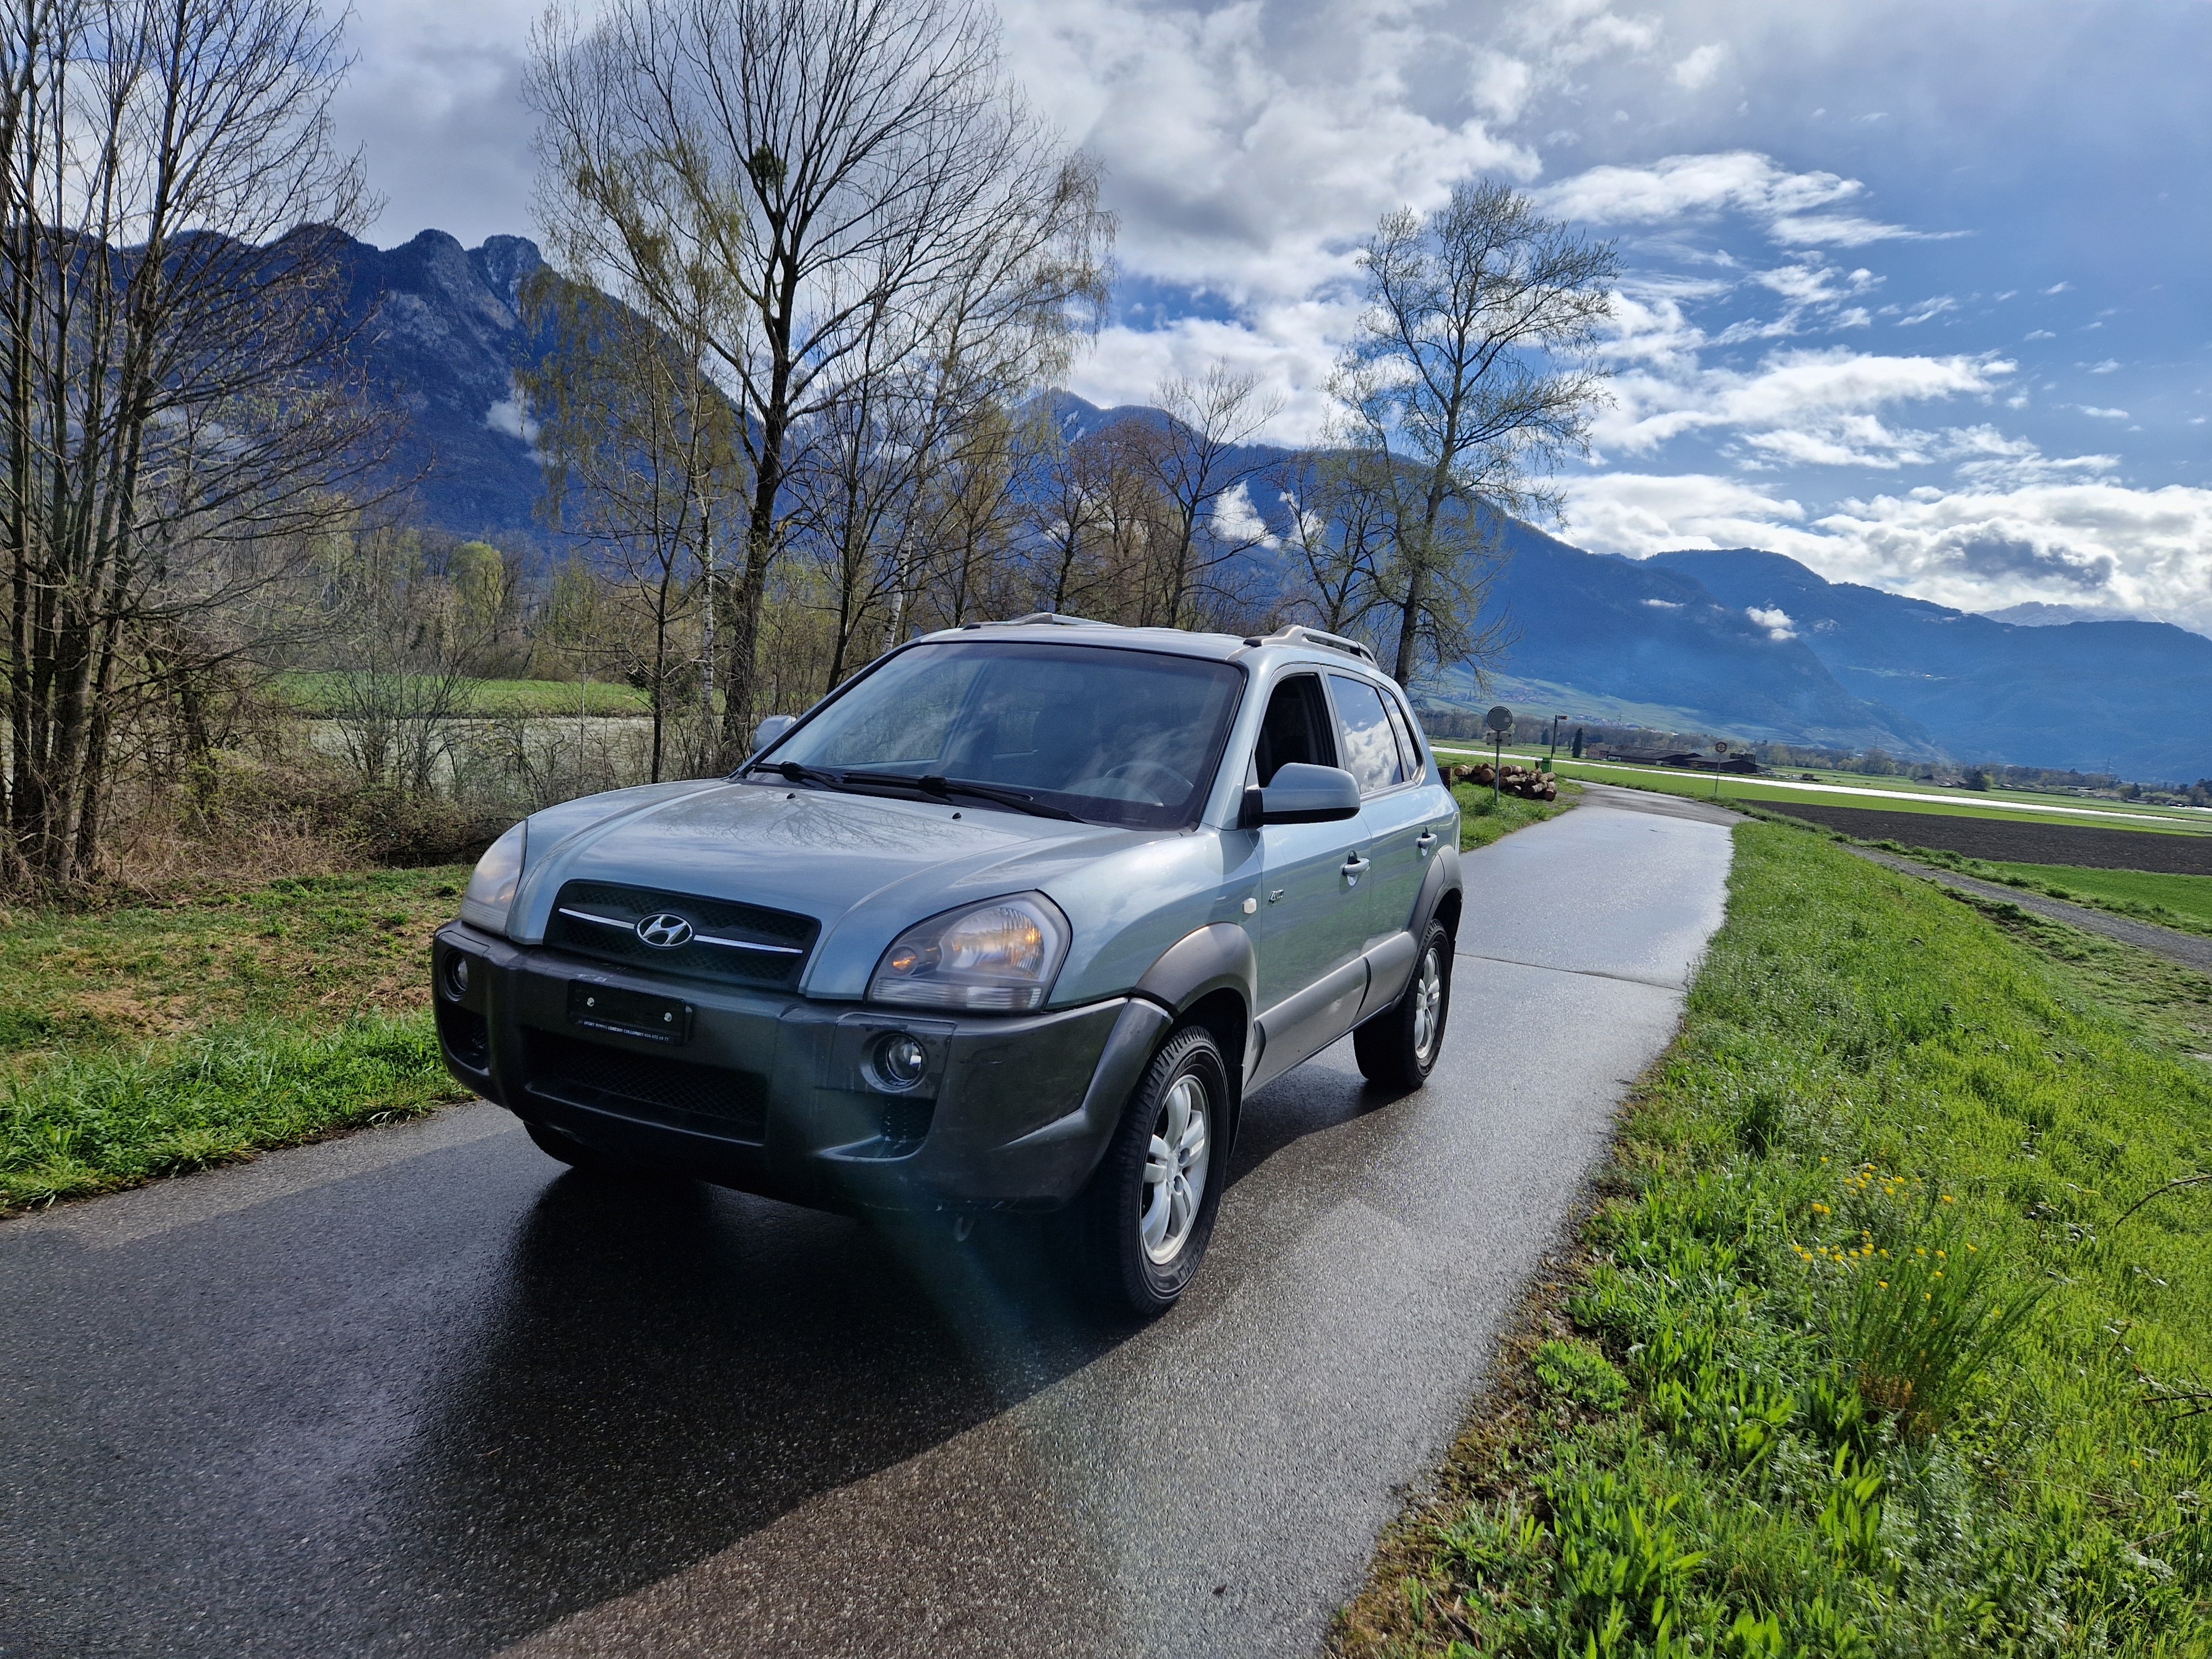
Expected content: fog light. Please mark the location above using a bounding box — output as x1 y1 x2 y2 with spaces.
872 1032 928 1092
442 953 471 1000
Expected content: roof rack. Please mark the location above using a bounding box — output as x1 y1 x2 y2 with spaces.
961 612 1120 630
1249 624 1377 664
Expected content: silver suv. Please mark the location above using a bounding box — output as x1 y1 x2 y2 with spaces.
432 618 1463 1312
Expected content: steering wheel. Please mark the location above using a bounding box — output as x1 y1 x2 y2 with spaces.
1100 760 1191 801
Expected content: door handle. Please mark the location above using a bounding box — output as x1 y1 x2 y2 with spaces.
1416 831 1438 855
1342 852 1369 881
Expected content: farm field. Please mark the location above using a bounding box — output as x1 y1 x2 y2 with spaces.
1981 862 2212 931
1537 758 2212 835
274 673 655 718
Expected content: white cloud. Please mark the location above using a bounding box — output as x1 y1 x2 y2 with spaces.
1672 44 1727 90
1538 151 1945 247
2086 359 2120 374
1594 343 2013 465
1564 472 2212 637
2077 405 2130 420
1746 604 1797 639
1211 479 1280 548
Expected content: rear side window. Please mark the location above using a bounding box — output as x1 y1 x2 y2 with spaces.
1382 694 1425 780
1251 674 1337 785
1329 675 1405 794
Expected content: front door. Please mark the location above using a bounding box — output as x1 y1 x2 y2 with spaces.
1244 673 1371 1074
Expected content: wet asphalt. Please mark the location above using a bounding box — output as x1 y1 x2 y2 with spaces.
0 787 1736 1658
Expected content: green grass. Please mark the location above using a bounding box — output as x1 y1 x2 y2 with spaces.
275 672 653 717
1980 862 2212 938
1 1015 465 1210
1525 757 2212 837
1336 820 2212 1656
1455 779 1581 852
0 867 475 1214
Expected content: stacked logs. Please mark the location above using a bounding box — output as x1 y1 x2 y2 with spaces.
1448 761 1559 802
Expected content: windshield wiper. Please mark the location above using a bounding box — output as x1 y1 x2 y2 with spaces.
924 776 1084 822
748 761 1081 821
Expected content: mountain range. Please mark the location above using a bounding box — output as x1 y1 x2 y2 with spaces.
330 230 2212 781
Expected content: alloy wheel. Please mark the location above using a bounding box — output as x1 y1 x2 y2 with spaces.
1139 1072 1212 1265
1412 947 1444 1063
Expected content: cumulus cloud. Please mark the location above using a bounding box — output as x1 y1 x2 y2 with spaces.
1563 472 2212 637
1746 605 1797 639
1594 343 2014 465
1672 44 1727 90
1537 151 1947 247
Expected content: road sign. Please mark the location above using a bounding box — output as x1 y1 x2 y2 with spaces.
1484 705 1514 735
1714 740 1729 754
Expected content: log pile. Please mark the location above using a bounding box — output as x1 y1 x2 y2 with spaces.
1448 761 1558 802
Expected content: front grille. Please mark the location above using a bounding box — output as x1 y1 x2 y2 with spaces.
544 881 818 990
523 1029 769 1141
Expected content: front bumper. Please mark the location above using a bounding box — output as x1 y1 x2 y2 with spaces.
431 922 1166 1212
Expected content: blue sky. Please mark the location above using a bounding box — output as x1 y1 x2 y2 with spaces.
337 0 2211 633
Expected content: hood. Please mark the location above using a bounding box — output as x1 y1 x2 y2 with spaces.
507 779 1176 997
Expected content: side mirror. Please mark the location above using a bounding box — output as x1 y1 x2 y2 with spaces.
752 713 797 752
1241 762 1361 827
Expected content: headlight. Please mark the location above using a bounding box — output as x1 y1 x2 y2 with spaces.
460 821 526 932
868 893 1071 1013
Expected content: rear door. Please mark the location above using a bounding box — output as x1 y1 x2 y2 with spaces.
1327 674 1437 1013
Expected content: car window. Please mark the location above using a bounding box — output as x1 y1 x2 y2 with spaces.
1382 693 1425 780
766 641 1245 828
1251 674 1336 785
1329 675 1405 794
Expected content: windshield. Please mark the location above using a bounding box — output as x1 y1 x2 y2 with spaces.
761 641 1245 828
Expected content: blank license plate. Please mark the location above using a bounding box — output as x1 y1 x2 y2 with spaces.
567 980 693 1044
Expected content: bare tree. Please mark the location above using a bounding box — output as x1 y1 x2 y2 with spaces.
1121 363 1281 628
1341 179 1615 684
527 0 1110 761
1273 440 1392 637
520 275 740 779
0 0 385 884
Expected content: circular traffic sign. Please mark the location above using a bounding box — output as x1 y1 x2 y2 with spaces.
1484 705 1514 735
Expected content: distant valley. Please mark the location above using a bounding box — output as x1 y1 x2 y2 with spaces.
331 231 2212 783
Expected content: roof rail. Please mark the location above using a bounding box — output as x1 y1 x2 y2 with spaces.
1258 624 1378 664
961 612 1119 630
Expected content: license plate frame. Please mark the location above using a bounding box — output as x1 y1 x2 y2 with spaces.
567 979 694 1045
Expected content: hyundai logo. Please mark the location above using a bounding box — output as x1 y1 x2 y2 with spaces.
634 912 695 949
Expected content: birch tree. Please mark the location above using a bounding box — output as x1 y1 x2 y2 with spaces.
0 0 383 884
1341 179 1615 685
527 0 1110 762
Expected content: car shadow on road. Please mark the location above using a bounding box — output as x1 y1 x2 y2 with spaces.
374 1052 1417 1650
377 1168 1132 1648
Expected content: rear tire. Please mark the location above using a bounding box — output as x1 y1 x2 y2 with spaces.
1354 920 1452 1089
1067 1025 1230 1317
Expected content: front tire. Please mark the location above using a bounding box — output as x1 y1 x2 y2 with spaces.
1068 1025 1230 1316
1354 920 1452 1089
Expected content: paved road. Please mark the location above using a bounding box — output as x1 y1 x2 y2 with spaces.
1848 846 2212 975
0 791 1736 1659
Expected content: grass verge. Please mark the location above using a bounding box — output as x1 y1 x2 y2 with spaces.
1457 780 1582 853
1334 818 2212 1656
1 1015 465 1211
0 867 475 1214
